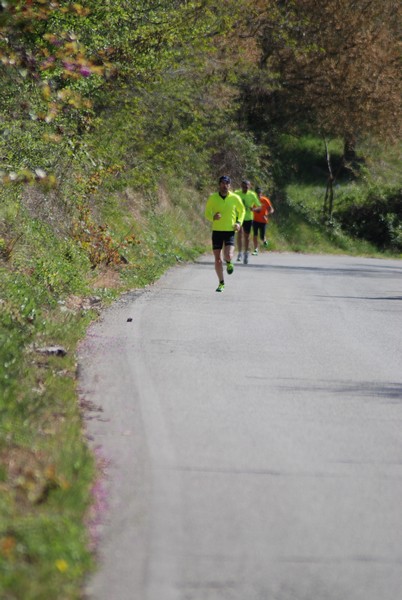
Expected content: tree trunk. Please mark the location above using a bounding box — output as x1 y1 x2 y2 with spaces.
343 136 357 164
323 138 335 219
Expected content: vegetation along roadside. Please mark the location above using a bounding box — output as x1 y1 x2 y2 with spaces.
0 1 401 598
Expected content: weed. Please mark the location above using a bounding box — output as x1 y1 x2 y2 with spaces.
71 201 138 267
0 233 23 261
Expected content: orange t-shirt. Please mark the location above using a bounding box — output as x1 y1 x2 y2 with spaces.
253 196 273 223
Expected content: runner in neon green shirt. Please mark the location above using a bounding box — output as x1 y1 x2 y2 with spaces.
205 175 245 292
234 180 260 264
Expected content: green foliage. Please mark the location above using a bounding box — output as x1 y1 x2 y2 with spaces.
335 186 402 251
0 272 36 405
271 134 344 186
208 128 272 185
269 190 376 255
274 134 402 255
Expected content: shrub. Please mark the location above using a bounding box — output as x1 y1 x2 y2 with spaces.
335 187 402 250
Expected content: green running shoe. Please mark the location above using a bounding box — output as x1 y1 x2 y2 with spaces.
216 282 225 292
226 261 234 275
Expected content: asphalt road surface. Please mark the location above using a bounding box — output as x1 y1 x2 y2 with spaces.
78 252 402 600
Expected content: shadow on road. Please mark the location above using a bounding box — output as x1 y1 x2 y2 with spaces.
268 377 402 401
194 258 402 281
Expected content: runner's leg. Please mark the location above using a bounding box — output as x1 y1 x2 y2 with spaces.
213 248 224 283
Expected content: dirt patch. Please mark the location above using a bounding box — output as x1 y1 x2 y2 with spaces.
156 185 172 213
0 446 60 508
23 186 71 236
92 268 122 289
123 187 147 224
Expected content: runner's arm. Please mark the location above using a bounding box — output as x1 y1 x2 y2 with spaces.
236 197 246 225
204 197 216 222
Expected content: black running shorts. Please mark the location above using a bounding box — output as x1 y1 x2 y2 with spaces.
212 230 235 250
242 219 253 234
253 221 266 239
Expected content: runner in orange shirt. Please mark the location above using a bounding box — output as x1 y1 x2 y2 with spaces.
251 187 274 255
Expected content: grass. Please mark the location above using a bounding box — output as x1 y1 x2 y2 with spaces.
0 307 96 600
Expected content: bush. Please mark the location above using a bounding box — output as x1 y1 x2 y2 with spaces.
335 187 402 250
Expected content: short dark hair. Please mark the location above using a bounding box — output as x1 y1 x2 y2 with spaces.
219 175 231 184
255 186 262 193
241 179 250 185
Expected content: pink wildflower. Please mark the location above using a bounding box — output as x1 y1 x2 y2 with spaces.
79 66 91 77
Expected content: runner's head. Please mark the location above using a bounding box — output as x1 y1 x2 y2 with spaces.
255 186 262 197
241 179 251 193
218 175 231 195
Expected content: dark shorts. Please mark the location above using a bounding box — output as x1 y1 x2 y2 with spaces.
253 221 266 239
242 220 253 234
212 230 235 250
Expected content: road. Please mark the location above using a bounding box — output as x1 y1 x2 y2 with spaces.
78 252 402 600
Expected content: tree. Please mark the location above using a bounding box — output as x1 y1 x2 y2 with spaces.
0 1 244 184
239 0 402 215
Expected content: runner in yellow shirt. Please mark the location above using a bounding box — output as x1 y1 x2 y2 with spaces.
234 180 260 264
205 175 245 292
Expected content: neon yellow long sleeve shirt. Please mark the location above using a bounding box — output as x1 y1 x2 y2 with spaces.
204 191 245 231
234 189 260 221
